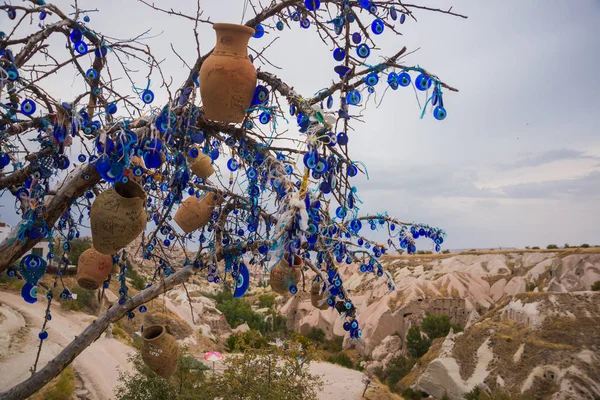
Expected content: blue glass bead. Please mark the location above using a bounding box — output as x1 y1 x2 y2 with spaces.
94 46 108 58
356 44 370 58
371 19 384 35
189 147 199 159
334 65 351 78
141 89 154 104
400 13 406 24
276 21 284 30
352 32 361 44
259 112 271 124
390 6 398 20
39 330 48 340
83 15 90 22
398 72 411 87
74 41 88 55
300 18 310 29
346 90 361 105
210 148 219 160
20 99 36 116
252 85 269 105
253 24 265 38
337 132 348 145
86 68 98 80
333 48 345 61
305 0 320 10
387 72 399 90
191 130 204 144
6 67 18 81
106 103 117 114
366 72 379 86
347 164 358 177
433 106 447 120
227 158 239 171
415 73 432 91
327 95 334 109
39 11 47 20
289 285 298 294
70 29 83 43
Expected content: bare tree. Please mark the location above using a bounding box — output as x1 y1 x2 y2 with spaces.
0 0 464 398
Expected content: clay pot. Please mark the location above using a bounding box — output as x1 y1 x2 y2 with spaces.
188 147 215 179
174 192 223 234
270 253 302 295
141 325 179 377
311 281 329 310
90 180 147 255
199 23 257 123
76 247 113 290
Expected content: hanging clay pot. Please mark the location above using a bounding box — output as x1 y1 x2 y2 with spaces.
199 23 257 123
76 246 113 290
141 325 179 377
90 180 147 255
174 192 223 234
270 253 302 295
188 146 215 179
311 281 329 310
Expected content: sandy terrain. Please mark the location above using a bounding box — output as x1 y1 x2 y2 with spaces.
0 291 134 400
0 290 367 399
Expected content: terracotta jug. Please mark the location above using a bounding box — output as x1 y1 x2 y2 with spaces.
188 146 215 179
90 180 147 255
174 192 222 234
270 253 302 295
76 246 113 290
311 281 329 310
141 325 179 377
199 23 257 123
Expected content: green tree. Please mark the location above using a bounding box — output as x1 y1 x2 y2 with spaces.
421 314 462 340
591 281 600 291
216 297 266 332
406 326 431 359
581 243 590 248
258 294 276 309
546 244 558 249
382 355 416 389
564 243 570 248
53 237 93 265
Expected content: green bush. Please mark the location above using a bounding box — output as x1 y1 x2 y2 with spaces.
380 355 415 389
421 314 462 340
581 243 590 248
54 237 92 265
526 282 536 292
405 326 430 359
546 244 558 249
531 246 540 250
225 329 268 352
402 388 428 399
326 352 354 369
216 296 266 332
258 294 276 309
60 286 97 313
306 327 326 342
126 266 146 291
591 281 600 291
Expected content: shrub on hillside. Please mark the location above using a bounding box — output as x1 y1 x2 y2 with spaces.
546 244 558 249
216 296 266 332
531 246 540 250
581 243 590 248
60 286 98 313
258 294 276 309
376 355 415 390
306 327 326 342
326 352 354 369
406 326 431 359
225 329 268 352
591 281 600 291
421 314 462 340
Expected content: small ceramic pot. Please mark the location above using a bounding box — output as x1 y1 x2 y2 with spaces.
76 246 113 290
311 281 329 310
173 192 223 234
270 253 302 295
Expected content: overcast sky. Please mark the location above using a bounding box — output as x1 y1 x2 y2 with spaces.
1 0 599 250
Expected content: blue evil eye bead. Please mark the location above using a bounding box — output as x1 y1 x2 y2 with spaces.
141 89 154 104
335 206 347 219
139 305 147 313
233 263 250 298
433 106 447 120
334 65 351 78
191 130 205 144
252 85 269 106
346 90 361 105
259 112 271 124
398 71 411 87
289 104 296 115
371 19 384 35
359 0 371 7
106 103 117 114
210 147 219 160
94 46 108 58
85 69 98 80
6 67 19 81
20 99 36 116
347 164 358 177
360 264 368 273
132 166 144 177
189 146 199 159
253 24 265 38
390 6 398 20
368 3 378 14
305 0 320 10
415 73 432 91
337 132 348 145
356 44 370 59
400 13 407 24
227 158 239 171
7 8 17 19
276 21 284 30
326 95 334 109
21 283 38 304
7 268 16 277
350 319 359 330
57 155 70 170
352 32 361 44
39 11 47 20
289 285 298 295
333 48 345 62
143 151 162 169
300 17 311 29
247 167 257 180
84 15 91 22
350 219 362 232
38 330 48 340
70 29 83 43
365 72 379 86
74 41 88 55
